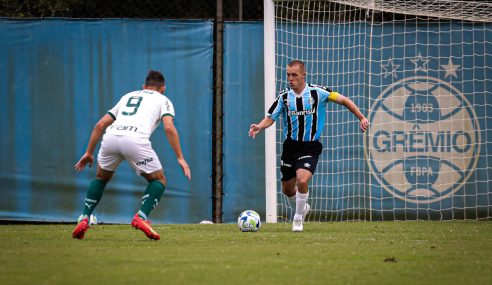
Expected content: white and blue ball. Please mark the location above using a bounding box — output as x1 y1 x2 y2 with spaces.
237 210 261 232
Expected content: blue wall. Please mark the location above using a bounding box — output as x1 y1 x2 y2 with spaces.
223 22 265 222
0 19 214 223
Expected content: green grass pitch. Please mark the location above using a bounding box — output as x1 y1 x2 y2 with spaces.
1 221 491 285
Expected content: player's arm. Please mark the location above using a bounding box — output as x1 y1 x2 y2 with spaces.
75 114 114 171
162 115 191 180
249 116 275 139
333 94 369 132
249 94 284 138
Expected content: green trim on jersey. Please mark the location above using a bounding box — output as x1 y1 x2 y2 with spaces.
107 112 116 120
161 114 174 119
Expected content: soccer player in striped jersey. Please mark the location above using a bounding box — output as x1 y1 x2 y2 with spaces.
249 60 369 232
72 70 191 240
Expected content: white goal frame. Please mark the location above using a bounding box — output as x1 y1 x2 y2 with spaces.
263 0 492 222
264 0 277 223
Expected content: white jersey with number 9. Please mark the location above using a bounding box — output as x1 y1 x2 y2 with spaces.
106 89 175 140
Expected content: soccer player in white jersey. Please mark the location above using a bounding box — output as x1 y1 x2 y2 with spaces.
249 60 369 232
72 70 191 240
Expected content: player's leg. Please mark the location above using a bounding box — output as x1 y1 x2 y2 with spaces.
82 167 114 218
280 144 297 204
291 169 313 232
79 135 121 220
72 166 115 239
138 170 167 221
122 137 165 240
73 134 121 239
295 168 312 213
281 178 297 204
129 170 165 240
291 145 321 232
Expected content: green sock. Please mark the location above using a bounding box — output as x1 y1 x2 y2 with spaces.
81 179 107 217
138 180 165 220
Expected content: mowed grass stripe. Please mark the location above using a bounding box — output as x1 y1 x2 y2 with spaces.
0 221 491 285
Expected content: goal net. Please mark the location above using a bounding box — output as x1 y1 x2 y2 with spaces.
265 0 492 221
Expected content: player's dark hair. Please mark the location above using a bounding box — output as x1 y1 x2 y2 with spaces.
288 60 305 71
145 70 165 87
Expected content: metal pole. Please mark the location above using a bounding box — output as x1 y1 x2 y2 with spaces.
239 0 243 21
264 0 277 223
212 0 224 223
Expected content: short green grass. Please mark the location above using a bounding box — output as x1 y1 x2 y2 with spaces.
1 221 491 285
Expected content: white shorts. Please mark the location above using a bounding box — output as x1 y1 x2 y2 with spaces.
97 134 163 175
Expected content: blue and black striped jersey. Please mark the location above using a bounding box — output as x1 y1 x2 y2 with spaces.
267 84 340 142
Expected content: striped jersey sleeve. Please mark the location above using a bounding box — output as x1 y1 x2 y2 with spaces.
266 91 287 121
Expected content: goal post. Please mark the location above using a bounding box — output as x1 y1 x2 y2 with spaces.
264 0 492 222
264 0 277 223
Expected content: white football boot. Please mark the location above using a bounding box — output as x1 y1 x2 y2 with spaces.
292 204 310 232
292 215 303 232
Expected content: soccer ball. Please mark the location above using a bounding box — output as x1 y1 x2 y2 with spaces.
237 210 261 232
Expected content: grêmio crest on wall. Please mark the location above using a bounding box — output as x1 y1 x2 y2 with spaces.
365 53 480 203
